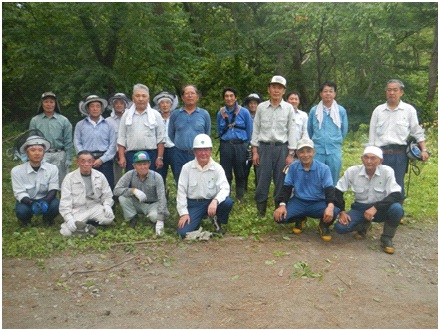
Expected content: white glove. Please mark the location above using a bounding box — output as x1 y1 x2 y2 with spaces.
103 205 113 218
64 215 76 232
155 220 164 236
132 188 147 203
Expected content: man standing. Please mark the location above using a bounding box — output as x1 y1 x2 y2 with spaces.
59 151 114 237
113 151 169 235
251 75 297 217
273 138 339 241
11 136 60 227
217 87 253 202
106 92 130 185
74 95 117 190
308 81 348 184
177 134 234 238
29 91 73 185
153 91 179 187
168 85 211 184
369 79 429 197
118 84 166 172
334 146 404 254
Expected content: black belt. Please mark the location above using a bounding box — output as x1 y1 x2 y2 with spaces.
259 141 287 146
381 145 406 155
176 148 194 155
91 151 105 158
221 139 246 144
46 148 64 153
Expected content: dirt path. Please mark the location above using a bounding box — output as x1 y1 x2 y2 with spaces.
3 222 437 329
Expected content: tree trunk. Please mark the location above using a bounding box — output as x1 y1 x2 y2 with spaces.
426 23 438 104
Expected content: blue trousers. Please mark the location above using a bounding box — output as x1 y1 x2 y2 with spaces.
277 197 340 223
173 149 195 185
95 160 115 190
383 153 408 198
15 199 59 225
314 151 342 185
334 202 404 234
177 197 234 238
156 147 178 188
126 149 158 172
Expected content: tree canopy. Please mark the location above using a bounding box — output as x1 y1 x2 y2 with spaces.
2 2 437 128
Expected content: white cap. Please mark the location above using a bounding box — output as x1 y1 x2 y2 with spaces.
296 138 314 150
193 134 213 149
269 75 287 88
363 146 383 159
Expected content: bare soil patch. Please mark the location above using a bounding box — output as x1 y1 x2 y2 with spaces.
3 222 438 329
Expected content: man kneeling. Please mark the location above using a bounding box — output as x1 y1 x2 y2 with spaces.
59 151 114 236
334 146 404 254
113 151 168 235
273 138 339 241
177 134 234 238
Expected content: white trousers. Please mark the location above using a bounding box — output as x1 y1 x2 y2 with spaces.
60 204 114 236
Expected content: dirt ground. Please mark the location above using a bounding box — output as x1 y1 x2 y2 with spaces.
3 221 438 329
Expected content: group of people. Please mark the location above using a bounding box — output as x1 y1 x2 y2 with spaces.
11 77 429 253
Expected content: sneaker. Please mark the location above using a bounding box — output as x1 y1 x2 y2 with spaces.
380 237 395 254
292 217 307 235
74 221 97 237
318 222 332 242
211 216 226 235
353 221 372 240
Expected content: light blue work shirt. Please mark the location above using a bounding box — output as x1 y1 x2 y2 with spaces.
216 103 253 142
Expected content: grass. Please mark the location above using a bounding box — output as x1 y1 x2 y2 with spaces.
2 123 437 258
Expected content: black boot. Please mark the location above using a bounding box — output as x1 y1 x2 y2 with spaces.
212 216 226 235
129 216 138 228
256 201 267 217
236 186 245 203
380 222 398 254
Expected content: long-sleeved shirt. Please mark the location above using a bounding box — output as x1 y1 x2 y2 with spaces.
59 168 113 219
335 164 402 209
251 100 297 150
168 107 211 151
216 103 253 142
177 158 230 216
11 161 59 202
113 169 168 219
307 104 348 155
295 109 309 141
74 116 116 163
368 100 425 147
117 108 166 151
29 112 74 162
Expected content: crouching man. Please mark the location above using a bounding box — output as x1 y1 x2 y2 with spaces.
334 146 404 254
11 136 60 227
59 151 114 236
113 151 168 235
273 138 339 241
177 134 234 238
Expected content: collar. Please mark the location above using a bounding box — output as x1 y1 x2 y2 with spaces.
86 115 104 124
384 101 404 111
359 165 381 178
192 157 214 171
26 161 46 173
179 106 200 113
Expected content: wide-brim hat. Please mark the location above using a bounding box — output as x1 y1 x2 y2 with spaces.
152 91 179 111
108 93 130 108
242 93 263 107
268 75 287 88
19 135 51 154
37 91 61 114
78 95 108 116
296 138 314 150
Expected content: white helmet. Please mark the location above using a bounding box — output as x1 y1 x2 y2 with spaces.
193 134 213 149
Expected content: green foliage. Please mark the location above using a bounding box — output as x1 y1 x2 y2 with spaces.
290 261 322 279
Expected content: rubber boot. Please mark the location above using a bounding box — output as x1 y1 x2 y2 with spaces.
380 222 398 254
236 186 245 203
318 219 332 242
129 215 138 228
256 201 267 218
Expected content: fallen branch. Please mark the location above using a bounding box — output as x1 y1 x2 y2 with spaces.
110 239 164 247
336 274 352 289
68 256 136 278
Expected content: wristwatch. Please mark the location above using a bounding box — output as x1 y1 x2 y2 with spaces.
279 202 286 206
157 156 164 160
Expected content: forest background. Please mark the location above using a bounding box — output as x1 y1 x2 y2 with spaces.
2 2 438 257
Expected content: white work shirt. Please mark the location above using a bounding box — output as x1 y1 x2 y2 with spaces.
118 109 166 151
11 161 59 202
251 100 297 150
59 168 113 219
336 164 401 204
177 157 230 216
295 109 309 141
369 100 425 147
